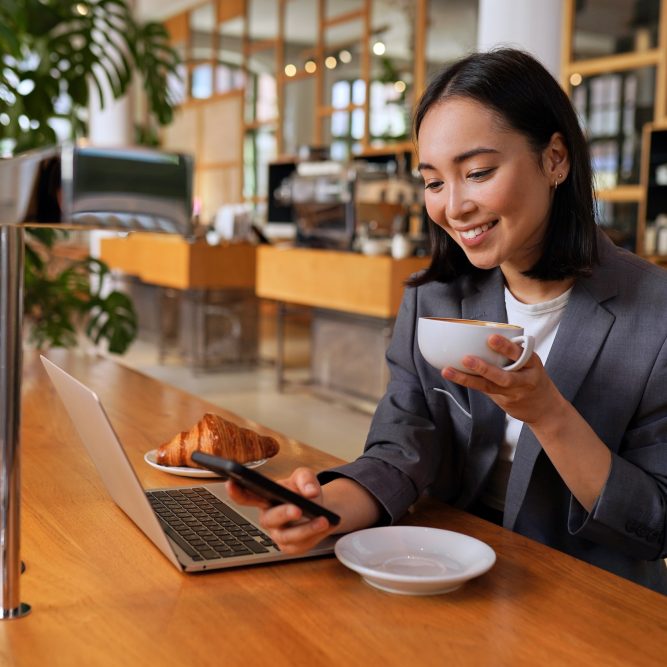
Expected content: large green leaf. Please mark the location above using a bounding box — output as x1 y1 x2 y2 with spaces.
86 291 139 354
2 0 182 148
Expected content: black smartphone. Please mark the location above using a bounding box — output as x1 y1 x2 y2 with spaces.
190 451 341 526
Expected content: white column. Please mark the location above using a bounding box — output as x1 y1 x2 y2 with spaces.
87 84 133 260
88 89 132 147
477 0 564 78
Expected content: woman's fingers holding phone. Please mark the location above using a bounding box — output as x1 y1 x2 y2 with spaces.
259 503 333 554
259 467 332 553
281 467 324 502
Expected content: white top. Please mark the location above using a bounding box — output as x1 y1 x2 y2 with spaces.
481 286 572 511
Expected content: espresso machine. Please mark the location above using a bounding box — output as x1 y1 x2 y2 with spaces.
271 159 357 249
270 155 425 254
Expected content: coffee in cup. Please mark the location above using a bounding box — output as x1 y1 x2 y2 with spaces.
417 317 535 372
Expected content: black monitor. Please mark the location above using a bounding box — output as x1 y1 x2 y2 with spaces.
267 161 297 224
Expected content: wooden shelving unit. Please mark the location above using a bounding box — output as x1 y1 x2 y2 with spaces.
561 0 667 259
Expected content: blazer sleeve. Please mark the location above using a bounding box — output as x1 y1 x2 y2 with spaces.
319 283 456 523
568 334 667 560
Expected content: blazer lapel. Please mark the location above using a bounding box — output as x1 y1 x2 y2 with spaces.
455 269 508 508
504 273 617 530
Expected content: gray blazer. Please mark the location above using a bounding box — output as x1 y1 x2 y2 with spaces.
321 233 667 593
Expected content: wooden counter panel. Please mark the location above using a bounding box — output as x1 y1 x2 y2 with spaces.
100 233 256 290
256 246 428 318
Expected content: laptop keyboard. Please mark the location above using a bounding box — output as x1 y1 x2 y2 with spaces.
146 487 278 561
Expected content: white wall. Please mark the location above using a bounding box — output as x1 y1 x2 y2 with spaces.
135 0 199 21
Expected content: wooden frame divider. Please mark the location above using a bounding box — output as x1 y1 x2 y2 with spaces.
161 0 433 215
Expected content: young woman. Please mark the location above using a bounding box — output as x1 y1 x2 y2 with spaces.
229 49 667 593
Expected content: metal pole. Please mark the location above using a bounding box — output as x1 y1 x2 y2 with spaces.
276 301 286 391
0 225 30 618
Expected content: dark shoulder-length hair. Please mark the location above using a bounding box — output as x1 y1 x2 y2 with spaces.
409 48 598 287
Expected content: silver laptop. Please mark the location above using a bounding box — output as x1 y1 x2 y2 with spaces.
41 356 336 572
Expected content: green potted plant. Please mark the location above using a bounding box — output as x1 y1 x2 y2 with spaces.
0 0 182 353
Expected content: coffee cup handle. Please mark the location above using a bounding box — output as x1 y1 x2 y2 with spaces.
503 335 535 372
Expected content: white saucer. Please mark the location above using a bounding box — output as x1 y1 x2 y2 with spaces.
334 526 496 595
144 450 267 478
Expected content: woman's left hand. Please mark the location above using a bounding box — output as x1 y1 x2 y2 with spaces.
442 334 564 426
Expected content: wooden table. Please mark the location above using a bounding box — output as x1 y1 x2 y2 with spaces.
3 351 666 666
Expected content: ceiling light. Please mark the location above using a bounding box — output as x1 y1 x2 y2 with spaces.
339 49 352 64
325 56 337 70
393 80 406 93
305 60 317 74
569 72 583 87
284 64 297 77
372 41 386 56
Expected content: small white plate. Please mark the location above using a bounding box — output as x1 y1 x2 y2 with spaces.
335 526 496 595
144 450 267 478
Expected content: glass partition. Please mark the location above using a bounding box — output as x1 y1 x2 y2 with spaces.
283 78 317 156
189 2 216 99
369 0 414 146
245 47 278 123
597 201 639 252
322 19 365 110
572 66 656 188
217 17 245 94
321 109 364 161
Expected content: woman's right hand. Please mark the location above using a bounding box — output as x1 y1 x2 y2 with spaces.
226 467 336 555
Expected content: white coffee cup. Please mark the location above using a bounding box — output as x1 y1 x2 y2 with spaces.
417 317 535 372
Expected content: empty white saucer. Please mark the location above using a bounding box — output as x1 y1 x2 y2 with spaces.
335 526 496 595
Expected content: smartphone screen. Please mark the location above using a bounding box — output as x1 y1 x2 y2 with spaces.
191 451 341 525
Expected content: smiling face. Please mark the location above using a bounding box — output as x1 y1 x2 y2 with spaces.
417 97 570 279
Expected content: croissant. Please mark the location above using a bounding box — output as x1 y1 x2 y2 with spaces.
157 413 279 467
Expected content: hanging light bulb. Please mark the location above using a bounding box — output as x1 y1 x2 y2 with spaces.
372 41 386 56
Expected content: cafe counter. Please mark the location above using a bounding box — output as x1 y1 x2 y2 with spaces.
256 246 429 407
99 233 258 369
